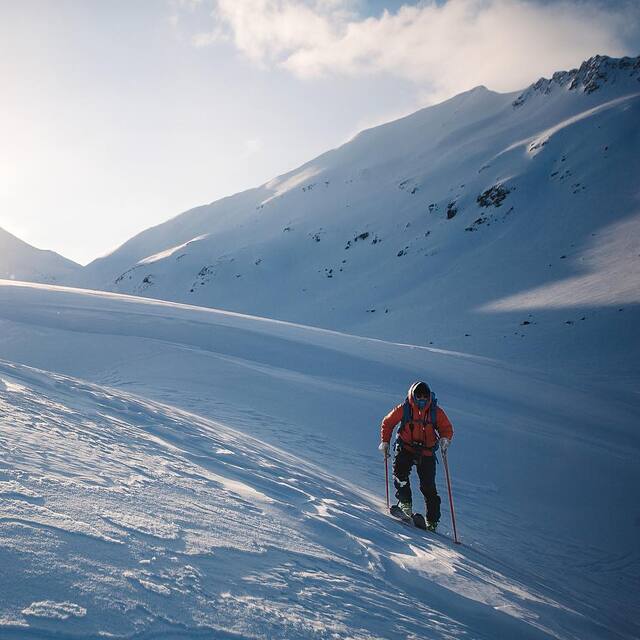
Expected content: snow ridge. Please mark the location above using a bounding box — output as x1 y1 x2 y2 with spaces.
512 54 640 107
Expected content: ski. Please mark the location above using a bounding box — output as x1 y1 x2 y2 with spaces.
389 506 457 542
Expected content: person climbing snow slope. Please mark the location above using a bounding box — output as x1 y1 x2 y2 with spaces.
379 381 454 531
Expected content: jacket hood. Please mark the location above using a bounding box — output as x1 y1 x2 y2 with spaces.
407 381 432 409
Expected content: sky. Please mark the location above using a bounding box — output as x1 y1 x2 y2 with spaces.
1 0 638 265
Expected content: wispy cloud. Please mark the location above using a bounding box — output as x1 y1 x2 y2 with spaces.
191 0 637 102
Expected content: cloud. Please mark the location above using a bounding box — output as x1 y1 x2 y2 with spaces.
192 0 638 102
194 0 356 59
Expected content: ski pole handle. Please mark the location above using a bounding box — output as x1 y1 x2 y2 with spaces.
442 451 461 545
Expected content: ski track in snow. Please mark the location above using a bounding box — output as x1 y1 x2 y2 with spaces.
0 359 621 640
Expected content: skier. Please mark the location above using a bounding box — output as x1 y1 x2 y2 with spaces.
379 381 454 531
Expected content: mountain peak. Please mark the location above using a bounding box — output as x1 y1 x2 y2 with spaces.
513 54 640 107
0 226 79 283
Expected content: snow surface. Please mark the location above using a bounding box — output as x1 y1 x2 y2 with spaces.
2 54 638 639
0 280 638 639
0 226 79 285
71 55 640 377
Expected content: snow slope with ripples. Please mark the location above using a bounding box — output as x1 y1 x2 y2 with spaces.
0 280 638 638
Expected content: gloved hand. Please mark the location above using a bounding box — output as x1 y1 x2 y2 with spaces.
378 441 390 457
439 437 451 454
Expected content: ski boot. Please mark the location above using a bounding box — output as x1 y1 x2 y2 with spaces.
398 500 413 519
426 520 438 532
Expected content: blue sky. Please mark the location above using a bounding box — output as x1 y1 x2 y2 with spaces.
1 0 637 264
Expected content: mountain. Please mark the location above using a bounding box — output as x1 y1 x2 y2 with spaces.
76 54 640 375
0 280 638 638
2 53 638 639
0 226 80 284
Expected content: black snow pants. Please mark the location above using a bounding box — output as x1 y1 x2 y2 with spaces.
393 446 441 523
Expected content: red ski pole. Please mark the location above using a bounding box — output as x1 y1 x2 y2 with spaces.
442 450 461 544
384 452 390 510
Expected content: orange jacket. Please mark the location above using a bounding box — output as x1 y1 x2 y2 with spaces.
381 390 453 456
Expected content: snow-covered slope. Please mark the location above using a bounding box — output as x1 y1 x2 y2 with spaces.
75 55 640 375
0 359 591 639
0 226 80 284
0 280 638 638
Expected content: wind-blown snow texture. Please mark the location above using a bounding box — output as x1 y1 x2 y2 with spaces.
0 281 638 639
74 55 640 377
0 226 79 285
0 359 577 639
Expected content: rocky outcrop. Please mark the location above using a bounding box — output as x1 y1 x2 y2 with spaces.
513 55 640 107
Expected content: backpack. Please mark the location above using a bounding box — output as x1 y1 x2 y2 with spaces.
398 393 440 453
